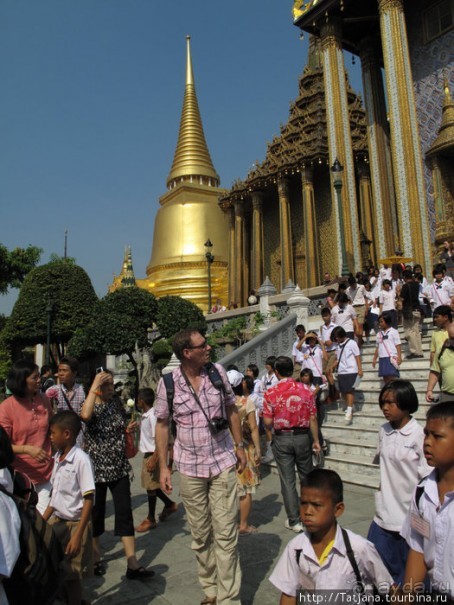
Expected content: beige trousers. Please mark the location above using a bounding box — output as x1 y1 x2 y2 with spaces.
179 466 241 604
403 310 423 355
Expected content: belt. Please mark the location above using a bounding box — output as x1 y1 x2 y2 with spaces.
274 427 309 435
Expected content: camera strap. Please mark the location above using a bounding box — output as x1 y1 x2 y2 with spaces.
180 368 217 426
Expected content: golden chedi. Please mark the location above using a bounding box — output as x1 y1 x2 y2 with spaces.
139 36 228 312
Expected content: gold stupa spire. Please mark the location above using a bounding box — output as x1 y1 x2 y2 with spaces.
108 246 136 292
166 36 220 189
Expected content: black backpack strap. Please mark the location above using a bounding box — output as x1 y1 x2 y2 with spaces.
205 362 226 394
295 548 302 566
341 527 365 594
163 372 175 413
414 475 430 512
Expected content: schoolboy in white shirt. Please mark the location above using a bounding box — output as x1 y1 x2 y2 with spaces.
269 469 394 604
319 308 338 401
331 294 359 340
135 388 178 532
401 402 454 600
43 411 95 605
292 325 306 380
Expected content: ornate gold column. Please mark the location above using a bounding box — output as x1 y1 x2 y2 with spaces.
277 178 294 289
320 17 361 272
301 167 319 288
358 163 376 266
359 36 397 260
227 206 236 305
378 0 431 272
233 200 245 305
251 191 264 291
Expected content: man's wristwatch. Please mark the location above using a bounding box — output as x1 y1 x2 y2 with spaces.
236 442 245 449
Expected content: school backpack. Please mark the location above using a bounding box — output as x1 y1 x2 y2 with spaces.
163 362 226 436
1 485 64 605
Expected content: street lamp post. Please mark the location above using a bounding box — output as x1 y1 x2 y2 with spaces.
330 158 350 277
204 239 215 313
45 301 53 366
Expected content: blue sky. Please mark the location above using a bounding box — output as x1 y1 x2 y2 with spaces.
0 1 363 314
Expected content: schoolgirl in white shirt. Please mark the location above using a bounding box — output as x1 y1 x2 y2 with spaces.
367 381 430 587
372 313 402 384
331 326 363 425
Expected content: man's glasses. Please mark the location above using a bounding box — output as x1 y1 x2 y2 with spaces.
186 340 209 350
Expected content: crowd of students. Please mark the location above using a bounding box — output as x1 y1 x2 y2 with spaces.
0 260 453 605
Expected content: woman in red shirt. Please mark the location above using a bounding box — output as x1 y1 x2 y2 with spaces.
0 359 53 513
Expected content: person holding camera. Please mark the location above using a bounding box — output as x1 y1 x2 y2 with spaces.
155 329 246 605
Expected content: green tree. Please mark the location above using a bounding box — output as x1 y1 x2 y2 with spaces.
68 287 158 367
156 296 206 339
3 259 98 360
0 243 42 294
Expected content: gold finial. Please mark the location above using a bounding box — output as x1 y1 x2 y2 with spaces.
166 36 220 188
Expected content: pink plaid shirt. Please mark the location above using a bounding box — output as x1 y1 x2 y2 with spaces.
155 364 236 478
263 378 316 430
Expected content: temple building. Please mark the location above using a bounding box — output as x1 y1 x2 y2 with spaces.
110 36 229 311
219 35 372 304
294 0 454 272
219 0 453 306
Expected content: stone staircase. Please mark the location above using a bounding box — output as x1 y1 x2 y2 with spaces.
321 322 433 490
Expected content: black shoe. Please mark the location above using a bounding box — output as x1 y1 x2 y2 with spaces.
94 561 106 576
126 566 155 580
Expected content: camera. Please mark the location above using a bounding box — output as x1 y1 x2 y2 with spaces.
96 367 104 374
208 417 229 435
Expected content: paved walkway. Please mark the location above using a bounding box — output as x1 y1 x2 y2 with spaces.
84 457 375 604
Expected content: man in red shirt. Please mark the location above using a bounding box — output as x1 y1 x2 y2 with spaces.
263 356 321 533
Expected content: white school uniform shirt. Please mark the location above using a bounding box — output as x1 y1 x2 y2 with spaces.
0 491 21 605
373 418 430 532
292 338 305 363
371 281 382 304
379 289 396 312
261 372 279 392
331 304 357 333
49 445 95 521
380 267 392 280
269 524 393 596
347 284 367 306
426 280 454 307
139 407 157 453
336 339 360 374
319 322 337 352
301 344 324 378
376 327 401 359
401 469 454 598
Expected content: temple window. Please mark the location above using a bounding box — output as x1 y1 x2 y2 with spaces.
423 0 453 43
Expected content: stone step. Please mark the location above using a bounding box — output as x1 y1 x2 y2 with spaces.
325 437 376 459
322 423 378 443
339 399 431 415
348 389 431 406
322 455 380 488
324 409 427 429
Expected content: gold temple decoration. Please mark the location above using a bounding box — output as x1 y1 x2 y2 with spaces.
139 36 229 311
426 78 454 248
167 36 219 189
109 246 136 292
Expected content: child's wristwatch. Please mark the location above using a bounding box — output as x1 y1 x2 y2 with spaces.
236 442 245 449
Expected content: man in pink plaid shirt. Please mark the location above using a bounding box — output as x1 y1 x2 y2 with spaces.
155 329 246 605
